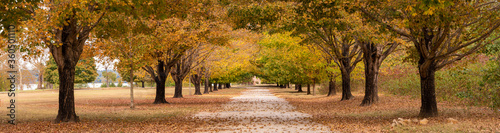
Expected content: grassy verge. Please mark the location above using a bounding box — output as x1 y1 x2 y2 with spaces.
270 88 500 132
0 86 246 132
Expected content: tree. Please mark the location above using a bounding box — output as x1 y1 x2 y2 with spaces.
340 9 403 106
254 32 326 93
171 43 214 98
190 67 204 95
360 0 500 117
293 0 363 100
102 71 117 87
13 0 113 122
44 56 98 86
74 57 98 84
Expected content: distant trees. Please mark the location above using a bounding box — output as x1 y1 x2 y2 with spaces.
254 33 326 93
102 71 117 87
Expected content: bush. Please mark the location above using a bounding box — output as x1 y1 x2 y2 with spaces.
381 73 421 98
109 83 116 87
100 83 107 88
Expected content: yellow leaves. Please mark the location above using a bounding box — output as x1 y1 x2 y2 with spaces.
423 7 435 16
405 6 413 12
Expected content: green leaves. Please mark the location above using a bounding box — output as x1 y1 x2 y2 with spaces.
44 56 98 84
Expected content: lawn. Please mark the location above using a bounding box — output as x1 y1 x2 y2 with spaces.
270 88 500 132
0 86 246 132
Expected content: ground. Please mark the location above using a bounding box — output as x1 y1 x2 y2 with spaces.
0 85 499 132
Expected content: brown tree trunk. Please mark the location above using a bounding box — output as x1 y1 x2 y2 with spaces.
54 65 79 123
129 64 135 109
327 75 336 96
306 84 311 95
418 60 438 117
38 73 44 89
225 83 230 88
153 61 168 104
361 43 380 106
360 61 379 106
218 83 222 89
191 74 202 95
204 78 209 94
141 81 144 88
209 81 213 92
173 77 183 98
213 83 218 91
297 84 303 92
340 71 354 101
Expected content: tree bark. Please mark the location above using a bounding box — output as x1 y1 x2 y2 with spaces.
129 64 134 109
141 81 144 88
209 81 213 92
173 77 183 98
151 61 169 104
54 65 79 123
218 83 222 89
297 84 303 92
340 71 354 100
360 63 379 106
418 59 438 117
204 78 209 94
38 73 44 89
361 43 380 106
213 83 218 91
191 74 202 95
327 75 336 96
225 83 230 88
307 84 311 95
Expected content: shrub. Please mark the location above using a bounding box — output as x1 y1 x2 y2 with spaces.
100 83 107 88
109 83 116 87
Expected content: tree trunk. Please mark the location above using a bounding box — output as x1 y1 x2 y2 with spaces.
225 83 230 88
38 73 44 89
173 77 183 98
152 61 169 104
297 84 303 92
340 71 354 101
312 81 316 96
141 81 144 88
191 74 202 95
418 60 438 117
294 84 298 90
213 83 218 91
129 64 135 109
105 68 109 87
327 74 336 96
307 84 311 95
204 78 209 94
218 83 222 89
209 81 213 92
54 65 79 123
361 47 380 106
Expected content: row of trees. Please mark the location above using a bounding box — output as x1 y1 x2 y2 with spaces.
228 0 500 117
1 0 498 123
0 0 260 123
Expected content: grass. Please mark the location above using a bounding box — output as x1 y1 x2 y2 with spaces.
270 87 500 133
0 85 246 132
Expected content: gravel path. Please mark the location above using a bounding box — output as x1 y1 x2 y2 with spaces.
194 87 333 133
